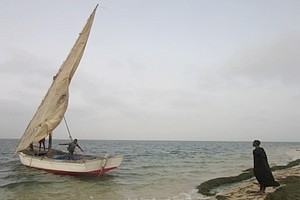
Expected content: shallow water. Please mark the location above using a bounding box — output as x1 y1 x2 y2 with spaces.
0 139 299 200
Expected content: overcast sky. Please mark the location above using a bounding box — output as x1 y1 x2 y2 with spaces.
1 0 299 142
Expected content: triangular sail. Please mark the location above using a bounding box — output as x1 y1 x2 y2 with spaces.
16 5 98 152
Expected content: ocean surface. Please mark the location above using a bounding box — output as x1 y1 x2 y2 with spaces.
0 139 299 200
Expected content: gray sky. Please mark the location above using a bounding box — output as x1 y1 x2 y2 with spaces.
1 0 299 142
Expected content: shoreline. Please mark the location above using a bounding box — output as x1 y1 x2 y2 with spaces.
197 159 300 200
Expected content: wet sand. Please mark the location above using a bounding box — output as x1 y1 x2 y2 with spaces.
210 166 300 200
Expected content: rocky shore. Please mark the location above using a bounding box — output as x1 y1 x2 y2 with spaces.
197 159 300 200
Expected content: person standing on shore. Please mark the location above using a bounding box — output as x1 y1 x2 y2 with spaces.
252 140 280 194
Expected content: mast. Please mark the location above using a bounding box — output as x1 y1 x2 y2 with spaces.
48 133 52 150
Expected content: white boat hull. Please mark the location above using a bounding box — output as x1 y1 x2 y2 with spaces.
19 152 123 175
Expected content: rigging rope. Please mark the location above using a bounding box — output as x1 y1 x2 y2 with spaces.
63 116 85 155
63 117 73 141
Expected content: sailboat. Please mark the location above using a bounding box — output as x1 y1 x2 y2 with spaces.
15 5 123 175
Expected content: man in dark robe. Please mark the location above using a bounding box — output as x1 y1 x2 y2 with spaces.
252 140 280 194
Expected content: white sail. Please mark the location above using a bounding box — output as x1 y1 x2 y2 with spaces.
16 5 98 152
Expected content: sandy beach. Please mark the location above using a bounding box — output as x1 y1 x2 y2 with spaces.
209 165 300 200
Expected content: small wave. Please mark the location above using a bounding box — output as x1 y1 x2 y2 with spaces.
286 149 300 160
0 179 48 189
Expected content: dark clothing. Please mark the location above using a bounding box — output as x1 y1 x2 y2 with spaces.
253 147 280 187
39 138 46 151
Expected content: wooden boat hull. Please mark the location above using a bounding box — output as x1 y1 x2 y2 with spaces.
18 152 123 175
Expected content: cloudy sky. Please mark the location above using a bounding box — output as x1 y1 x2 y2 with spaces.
1 0 299 142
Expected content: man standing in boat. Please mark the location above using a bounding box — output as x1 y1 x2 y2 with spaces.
60 139 83 156
39 138 46 151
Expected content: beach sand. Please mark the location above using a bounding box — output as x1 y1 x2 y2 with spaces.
209 166 300 200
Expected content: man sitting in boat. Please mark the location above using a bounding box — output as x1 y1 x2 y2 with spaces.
60 139 83 155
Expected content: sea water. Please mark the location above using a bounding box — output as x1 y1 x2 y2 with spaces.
0 139 299 200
